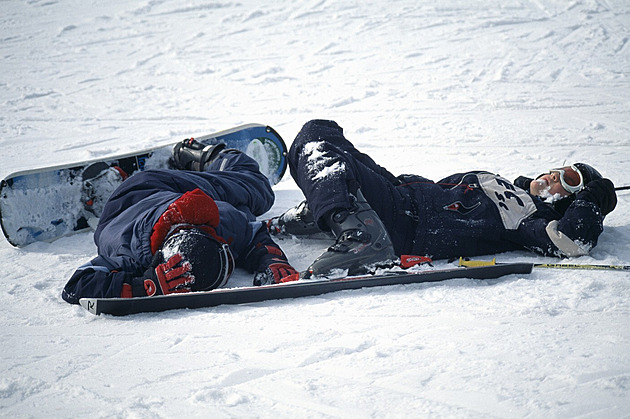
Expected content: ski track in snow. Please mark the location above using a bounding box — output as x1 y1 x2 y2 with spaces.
1 0 630 417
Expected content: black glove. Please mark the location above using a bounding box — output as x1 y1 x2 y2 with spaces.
129 252 195 297
551 195 575 215
576 178 617 216
513 176 533 192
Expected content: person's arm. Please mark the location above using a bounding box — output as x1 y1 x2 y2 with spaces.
239 223 298 285
62 257 134 304
510 179 617 257
62 251 199 304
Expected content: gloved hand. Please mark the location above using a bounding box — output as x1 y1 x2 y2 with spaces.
513 176 533 192
250 244 298 285
576 178 617 216
134 253 195 296
253 262 299 286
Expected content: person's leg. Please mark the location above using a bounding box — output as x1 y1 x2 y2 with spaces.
288 120 399 277
289 120 402 227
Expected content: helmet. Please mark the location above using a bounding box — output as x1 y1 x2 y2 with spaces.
160 228 234 291
573 163 603 185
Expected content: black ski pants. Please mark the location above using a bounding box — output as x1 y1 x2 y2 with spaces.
288 119 417 255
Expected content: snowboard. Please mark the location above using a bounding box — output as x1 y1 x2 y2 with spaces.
80 263 534 316
0 124 287 247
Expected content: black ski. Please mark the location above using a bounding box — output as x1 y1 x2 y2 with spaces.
80 263 533 316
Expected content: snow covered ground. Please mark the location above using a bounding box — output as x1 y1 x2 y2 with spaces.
1 0 629 417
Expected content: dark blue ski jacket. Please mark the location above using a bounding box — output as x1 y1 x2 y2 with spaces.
394 171 604 260
62 151 277 304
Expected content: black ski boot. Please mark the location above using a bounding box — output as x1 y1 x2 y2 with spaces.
171 138 227 171
266 200 328 237
305 189 396 278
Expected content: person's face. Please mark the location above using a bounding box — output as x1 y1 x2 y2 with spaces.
530 171 572 198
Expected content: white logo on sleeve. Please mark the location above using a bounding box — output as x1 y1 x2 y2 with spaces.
477 173 537 230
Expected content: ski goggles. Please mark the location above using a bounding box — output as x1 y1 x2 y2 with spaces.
549 165 584 193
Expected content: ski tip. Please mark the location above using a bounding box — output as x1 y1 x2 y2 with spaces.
80 298 100 315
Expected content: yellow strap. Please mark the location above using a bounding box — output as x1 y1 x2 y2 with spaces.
458 257 496 267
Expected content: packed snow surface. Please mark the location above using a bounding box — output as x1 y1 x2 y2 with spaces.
1 0 629 417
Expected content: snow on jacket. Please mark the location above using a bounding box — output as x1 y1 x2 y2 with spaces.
62 151 276 304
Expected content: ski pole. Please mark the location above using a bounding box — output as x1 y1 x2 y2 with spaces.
615 185 630 191
458 257 630 271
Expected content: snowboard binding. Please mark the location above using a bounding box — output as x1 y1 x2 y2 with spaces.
171 138 226 171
